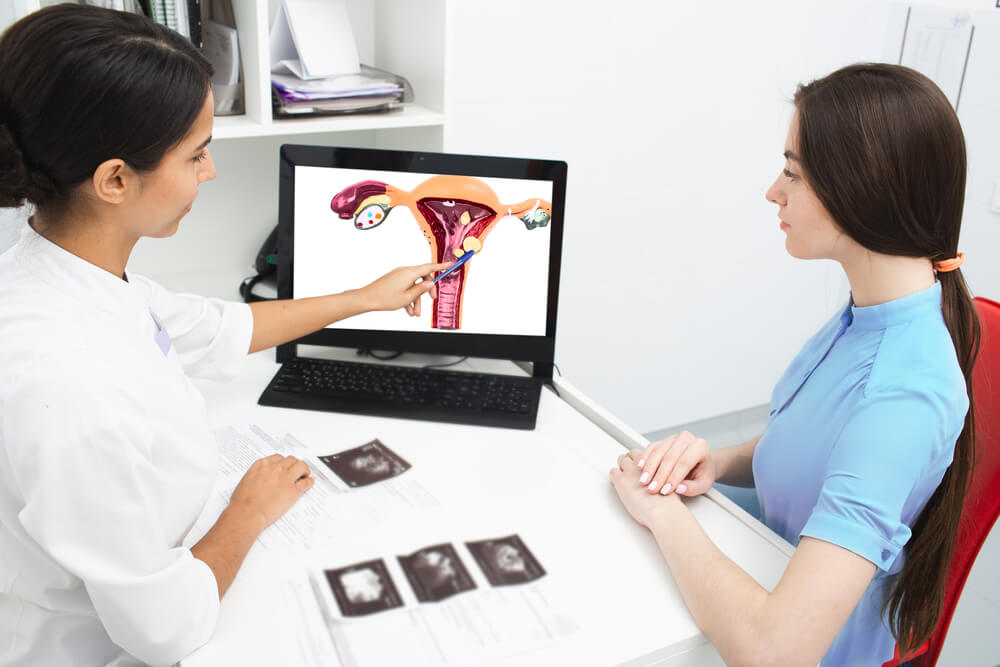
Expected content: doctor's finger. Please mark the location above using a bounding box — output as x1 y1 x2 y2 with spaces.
286 459 311 481
415 261 453 276
280 455 302 469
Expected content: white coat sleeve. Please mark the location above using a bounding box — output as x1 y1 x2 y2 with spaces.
4 355 220 666
133 275 253 381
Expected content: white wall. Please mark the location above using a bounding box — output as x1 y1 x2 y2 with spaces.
439 0 886 431
438 0 1000 433
956 7 1000 305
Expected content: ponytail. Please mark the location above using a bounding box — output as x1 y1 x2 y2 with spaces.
884 268 980 653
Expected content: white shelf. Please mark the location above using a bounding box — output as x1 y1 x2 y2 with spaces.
3 1 447 143
212 103 443 140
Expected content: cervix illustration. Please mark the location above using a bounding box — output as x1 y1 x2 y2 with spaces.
330 175 552 329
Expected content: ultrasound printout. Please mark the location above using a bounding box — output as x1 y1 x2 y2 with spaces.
398 543 477 603
319 439 412 487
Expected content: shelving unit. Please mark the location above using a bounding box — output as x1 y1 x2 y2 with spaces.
220 0 445 139
5 0 448 288
19 0 446 142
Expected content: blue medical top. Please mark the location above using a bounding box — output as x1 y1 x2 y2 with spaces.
752 281 968 666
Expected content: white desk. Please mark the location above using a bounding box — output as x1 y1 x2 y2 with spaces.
183 351 793 666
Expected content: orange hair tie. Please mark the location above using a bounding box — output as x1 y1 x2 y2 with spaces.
933 251 965 273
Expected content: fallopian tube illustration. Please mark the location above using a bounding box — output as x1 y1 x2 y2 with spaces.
330 176 552 330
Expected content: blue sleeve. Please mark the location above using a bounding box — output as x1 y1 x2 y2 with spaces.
800 388 955 571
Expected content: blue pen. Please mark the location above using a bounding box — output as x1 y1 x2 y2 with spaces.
432 250 475 284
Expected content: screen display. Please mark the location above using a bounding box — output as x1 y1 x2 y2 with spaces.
293 165 555 337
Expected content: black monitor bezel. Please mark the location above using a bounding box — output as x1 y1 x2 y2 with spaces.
275 144 566 374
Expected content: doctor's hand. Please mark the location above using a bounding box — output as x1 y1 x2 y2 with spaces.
229 454 315 530
634 431 717 497
610 449 682 529
359 262 453 317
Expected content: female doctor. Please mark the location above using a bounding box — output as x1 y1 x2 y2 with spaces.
0 5 448 666
610 64 979 666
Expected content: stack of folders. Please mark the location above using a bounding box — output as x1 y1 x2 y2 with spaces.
271 66 412 117
268 0 412 118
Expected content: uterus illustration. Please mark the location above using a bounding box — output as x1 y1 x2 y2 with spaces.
330 175 552 330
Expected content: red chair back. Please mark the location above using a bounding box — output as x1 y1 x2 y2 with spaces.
910 296 1000 666
884 296 1000 667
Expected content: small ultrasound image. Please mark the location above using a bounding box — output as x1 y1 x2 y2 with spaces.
318 439 412 487
465 534 546 587
397 543 477 603
324 558 404 617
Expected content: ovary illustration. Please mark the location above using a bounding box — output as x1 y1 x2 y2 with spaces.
330 175 552 329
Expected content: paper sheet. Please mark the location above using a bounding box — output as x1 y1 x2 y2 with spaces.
191 422 439 554
299 537 579 667
269 0 360 79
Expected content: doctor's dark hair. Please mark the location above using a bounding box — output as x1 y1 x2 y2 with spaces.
0 4 213 214
794 63 980 655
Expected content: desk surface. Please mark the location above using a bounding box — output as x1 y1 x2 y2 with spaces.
183 350 792 667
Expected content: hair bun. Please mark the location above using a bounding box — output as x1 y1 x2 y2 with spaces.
0 122 30 207
0 122 56 207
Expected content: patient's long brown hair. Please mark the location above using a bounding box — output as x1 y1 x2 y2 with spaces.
794 63 980 654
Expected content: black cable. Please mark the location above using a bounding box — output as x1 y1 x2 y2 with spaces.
423 356 469 370
543 362 562 398
239 274 275 303
356 349 403 361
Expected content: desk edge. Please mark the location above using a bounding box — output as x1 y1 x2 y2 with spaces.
550 378 795 559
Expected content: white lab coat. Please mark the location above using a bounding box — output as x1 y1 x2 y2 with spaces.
0 225 253 666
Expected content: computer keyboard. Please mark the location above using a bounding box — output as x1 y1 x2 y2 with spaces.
258 357 544 429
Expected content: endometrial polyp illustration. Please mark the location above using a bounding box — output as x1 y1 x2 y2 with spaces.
330 175 552 329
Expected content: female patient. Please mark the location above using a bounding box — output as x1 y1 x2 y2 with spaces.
0 6 447 666
611 64 978 666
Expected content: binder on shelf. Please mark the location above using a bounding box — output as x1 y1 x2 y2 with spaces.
187 0 202 47
269 0 360 80
141 0 201 46
199 0 243 116
202 18 243 115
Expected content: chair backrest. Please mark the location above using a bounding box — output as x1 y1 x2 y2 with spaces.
911 296 1000 666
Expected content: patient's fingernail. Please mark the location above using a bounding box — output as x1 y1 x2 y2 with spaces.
647 480 659 491
637 459 646 468
677 484 688 494
661 483 672 494
639 472 649 484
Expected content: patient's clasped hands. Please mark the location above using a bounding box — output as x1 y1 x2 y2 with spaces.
609 432 718 528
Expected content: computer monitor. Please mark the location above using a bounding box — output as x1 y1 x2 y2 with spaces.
275 145 567 379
